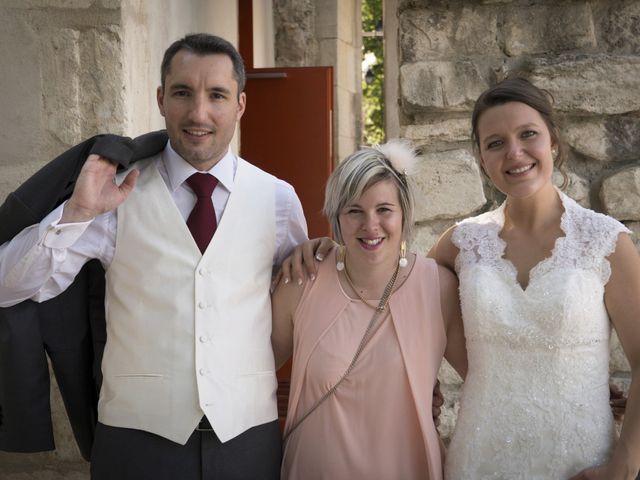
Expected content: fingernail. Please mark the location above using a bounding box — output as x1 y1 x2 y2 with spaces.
297 278 303 286
315 254 323 261
284 278 289 284
310 274 316 282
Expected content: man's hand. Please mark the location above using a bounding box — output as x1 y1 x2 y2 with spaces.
61 154 139 223
432 379 444 427
610 382 627 422
275 237 336 287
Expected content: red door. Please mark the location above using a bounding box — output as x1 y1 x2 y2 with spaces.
240 67 333 239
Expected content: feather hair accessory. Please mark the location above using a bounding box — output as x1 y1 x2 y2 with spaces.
374 139 418 177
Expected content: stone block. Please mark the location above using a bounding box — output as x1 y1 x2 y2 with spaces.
275 23 308 66
313 0 337 39
274 0 317 66
563 119 609 163
0 12 46 168
336 87 357 139
595 0 640 54
525 55 640 115
399 7 499 61
400 60 488 113
504 3 596 56
336 0 357 44
563 116 640 162
335 39 358 93
42 28 82 148
336 133 358 164
401 117 471 146
79 27 126 136
553 170 590 208
600 166 640 221
411 220 452 255
413 148 486 221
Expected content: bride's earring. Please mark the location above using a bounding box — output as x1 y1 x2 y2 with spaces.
336 245 345 271
399 240 408 268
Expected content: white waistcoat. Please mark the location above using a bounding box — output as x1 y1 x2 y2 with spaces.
99 155 278 444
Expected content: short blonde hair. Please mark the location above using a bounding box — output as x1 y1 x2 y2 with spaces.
323 140 416 245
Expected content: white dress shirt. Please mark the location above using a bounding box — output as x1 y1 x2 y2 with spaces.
0 141 308 307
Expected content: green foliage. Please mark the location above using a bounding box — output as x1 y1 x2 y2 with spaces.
362 0 384 145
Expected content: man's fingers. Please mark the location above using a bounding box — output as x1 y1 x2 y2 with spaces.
611 398 626 421
432 406 441 427
609 382 624 397
291 245 306 285
272 268 284 291
119 169 139 196
302 240 319 281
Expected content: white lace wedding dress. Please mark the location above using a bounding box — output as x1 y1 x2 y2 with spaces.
444 191 629 480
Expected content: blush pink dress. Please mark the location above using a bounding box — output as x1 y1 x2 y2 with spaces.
281 251 446 480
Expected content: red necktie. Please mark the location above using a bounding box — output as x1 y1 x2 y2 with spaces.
186 173 218 253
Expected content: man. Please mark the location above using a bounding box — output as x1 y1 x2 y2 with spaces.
0 33 307 479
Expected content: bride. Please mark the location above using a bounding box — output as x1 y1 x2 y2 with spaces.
431 78 640 479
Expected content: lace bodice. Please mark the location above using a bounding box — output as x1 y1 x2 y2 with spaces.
444 191 630 480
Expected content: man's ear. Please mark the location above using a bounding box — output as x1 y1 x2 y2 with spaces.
157 86 166 117
236 91 246 121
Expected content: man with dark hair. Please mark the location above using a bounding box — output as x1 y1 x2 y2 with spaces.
160 33 247 94
0 33 307 480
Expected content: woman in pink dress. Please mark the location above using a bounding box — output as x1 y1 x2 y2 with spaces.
271 141 467 480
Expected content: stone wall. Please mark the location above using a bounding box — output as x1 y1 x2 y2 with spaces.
392 0 640 441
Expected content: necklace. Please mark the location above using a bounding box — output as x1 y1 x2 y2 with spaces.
342 258 400 312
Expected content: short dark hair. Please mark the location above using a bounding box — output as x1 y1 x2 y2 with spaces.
471 77 568 187
160 33 246 95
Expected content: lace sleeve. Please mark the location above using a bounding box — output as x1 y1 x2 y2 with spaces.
451 213 504 274
564 205 631 284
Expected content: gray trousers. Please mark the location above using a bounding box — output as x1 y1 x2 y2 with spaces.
90 419 281 480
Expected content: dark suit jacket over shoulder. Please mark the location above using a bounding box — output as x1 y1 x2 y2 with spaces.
0 130 168 461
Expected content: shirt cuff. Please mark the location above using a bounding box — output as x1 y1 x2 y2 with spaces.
40 203 93 249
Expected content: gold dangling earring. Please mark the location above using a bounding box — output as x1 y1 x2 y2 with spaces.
336 245 345 271
399 240 408 268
